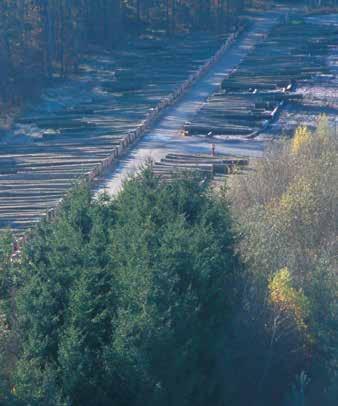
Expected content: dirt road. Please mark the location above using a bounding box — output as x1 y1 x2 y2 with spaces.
97 12 282 196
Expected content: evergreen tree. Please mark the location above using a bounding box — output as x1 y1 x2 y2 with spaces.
11 171 242 405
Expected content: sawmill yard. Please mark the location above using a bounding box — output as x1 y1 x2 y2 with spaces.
188 15 338 139
0 2 337 406
0 31 227 231
0 10 337 233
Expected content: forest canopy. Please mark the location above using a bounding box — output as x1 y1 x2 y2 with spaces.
0 171 243 405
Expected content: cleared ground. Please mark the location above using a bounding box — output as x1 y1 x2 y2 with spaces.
268 14 338 135
0 32 228 231
2 11 337 231
97 12 281 196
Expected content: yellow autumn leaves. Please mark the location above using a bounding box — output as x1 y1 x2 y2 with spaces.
291 115 330 154
278 175 317 227
230 113 337 349
269 267 310 333
291 126 311 154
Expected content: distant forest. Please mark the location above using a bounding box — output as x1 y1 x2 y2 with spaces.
1 0 337 110
0 0 246 109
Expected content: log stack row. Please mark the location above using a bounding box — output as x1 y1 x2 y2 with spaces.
151 153 249 181
2 31 239 235
185 20 337 138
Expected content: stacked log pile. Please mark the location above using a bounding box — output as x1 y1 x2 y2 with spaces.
0 136 123 230
1 29 245 235
267 15 338 135
185 20 337 138
151 153 249 181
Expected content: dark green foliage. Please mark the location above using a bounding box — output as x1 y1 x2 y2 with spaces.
0 230 13 302
8 170 241 405
109 170 240 406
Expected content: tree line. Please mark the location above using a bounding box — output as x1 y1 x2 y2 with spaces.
0 0 246 111
0 118 336 405
1 0 337 114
